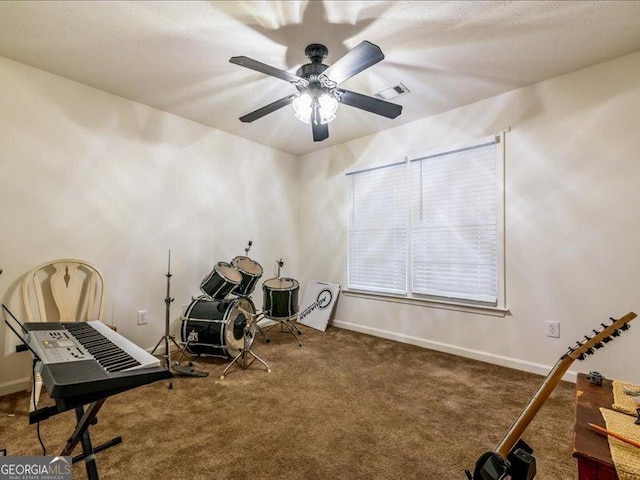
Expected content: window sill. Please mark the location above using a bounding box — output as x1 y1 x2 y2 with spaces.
341 289 509 317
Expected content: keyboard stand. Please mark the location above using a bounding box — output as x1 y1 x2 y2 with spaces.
60 399 121 480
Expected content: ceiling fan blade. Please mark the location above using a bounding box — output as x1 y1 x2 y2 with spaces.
337 89 402 119
312 121 329 142
323 41 385 85
239 94 297 123
230 56 306 85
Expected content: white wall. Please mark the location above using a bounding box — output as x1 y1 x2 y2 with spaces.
297 51 640 384
0 57 299 394
2 49 640 396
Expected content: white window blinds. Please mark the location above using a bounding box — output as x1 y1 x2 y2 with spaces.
410 141 498 303
347 163 407 294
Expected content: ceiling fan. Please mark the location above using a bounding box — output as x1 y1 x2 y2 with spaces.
229 41 403 142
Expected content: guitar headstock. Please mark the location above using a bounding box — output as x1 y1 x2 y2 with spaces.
563 312 636 361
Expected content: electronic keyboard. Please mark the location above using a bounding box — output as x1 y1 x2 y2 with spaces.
23 321 172 412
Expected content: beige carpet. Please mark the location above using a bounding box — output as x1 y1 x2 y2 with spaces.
0 325 577 479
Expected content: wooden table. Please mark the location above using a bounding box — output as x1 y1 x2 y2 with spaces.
573 373 618 480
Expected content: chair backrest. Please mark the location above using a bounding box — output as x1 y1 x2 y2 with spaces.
22 259 106 323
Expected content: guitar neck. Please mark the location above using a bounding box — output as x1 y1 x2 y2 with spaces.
495 356 570 457
495 311 636 458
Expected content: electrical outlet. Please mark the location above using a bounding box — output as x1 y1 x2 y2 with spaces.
137 310 148 325
546 320 560 338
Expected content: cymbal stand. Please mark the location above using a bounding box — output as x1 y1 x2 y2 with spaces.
253 258 287 344
151 250 182 389
220 311 271 379
254 259 271 342
241 240 267 340
252 257 284 345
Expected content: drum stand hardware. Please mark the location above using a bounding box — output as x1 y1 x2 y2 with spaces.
261 267 302 347
221 311 271 379
233 240 271 342
172 331 209 377
255 323 271 343
151 250 182 389
262 314 303 347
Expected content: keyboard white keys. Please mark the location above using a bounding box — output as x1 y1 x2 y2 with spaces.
66 321 160 372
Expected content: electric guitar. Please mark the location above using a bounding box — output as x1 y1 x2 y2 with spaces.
466 311 637 480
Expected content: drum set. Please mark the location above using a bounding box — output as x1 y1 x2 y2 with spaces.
179 241 302 378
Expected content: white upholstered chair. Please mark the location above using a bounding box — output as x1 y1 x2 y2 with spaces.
22 259 106 410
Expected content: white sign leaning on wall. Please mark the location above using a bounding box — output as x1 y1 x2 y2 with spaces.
297 280 340 332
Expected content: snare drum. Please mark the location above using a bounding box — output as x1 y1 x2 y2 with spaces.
231 256 263 297
262 277 300 320
200 262 242 300
181 296 256 358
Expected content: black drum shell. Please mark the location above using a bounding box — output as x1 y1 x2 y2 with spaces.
262 277 300 319
200 262 241 300
231 256 263 297
181 296 255 358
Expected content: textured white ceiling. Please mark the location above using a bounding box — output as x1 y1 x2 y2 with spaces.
1 1 640 155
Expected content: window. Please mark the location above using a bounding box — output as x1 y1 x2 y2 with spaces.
347 162 407 295
346 136 504 306
411 140 499 303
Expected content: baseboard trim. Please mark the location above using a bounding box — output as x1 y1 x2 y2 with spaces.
0 378 29 397
2 322 577 398
331 320 577 383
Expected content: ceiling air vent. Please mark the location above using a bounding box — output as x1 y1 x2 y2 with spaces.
374 83 410 101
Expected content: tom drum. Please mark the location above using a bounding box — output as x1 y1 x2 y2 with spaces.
200 262 242 300
262 277 300 320
231 256 263 297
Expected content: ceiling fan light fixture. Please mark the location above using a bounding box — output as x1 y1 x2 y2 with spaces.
292 91 338 125
231 41 402 142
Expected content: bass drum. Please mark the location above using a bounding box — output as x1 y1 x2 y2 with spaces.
262 277 300 320
231 256 263 297
181 296 256 358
